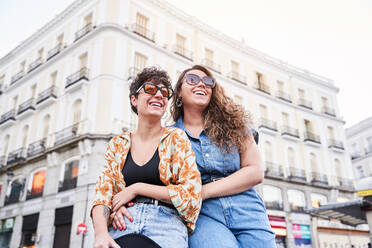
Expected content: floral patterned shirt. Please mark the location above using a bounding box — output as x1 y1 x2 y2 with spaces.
91 127 202 233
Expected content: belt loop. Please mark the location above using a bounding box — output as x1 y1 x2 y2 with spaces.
154 199 158 206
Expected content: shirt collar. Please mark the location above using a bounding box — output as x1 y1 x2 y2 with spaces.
175 116 203 140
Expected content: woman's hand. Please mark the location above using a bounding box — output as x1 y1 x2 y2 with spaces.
112 184 138 212
94 232 120 248
112 204 134 231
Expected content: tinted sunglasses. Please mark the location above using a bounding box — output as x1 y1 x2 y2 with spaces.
184 73 216 88
136 82 174 99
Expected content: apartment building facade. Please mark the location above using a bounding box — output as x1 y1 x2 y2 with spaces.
0 0 366 247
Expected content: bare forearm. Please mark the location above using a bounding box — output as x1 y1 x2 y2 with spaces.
134 183 172 204
92 205 110 236
202 165 264 200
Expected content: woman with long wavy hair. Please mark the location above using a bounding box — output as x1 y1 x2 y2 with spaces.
170 65 276 248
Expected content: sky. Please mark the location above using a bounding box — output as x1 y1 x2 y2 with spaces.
1 0 371 128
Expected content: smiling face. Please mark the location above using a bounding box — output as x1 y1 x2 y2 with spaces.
178 69 213 112
131 81 168 119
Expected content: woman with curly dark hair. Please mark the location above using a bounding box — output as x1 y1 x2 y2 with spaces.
171 65 276 248
91 67 202 248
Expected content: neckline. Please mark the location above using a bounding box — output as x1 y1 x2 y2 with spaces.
128 148 159 167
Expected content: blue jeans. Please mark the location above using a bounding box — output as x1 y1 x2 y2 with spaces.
109 203 188 248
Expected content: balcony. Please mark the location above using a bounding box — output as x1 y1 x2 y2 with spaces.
0 156 7 168
258 118 278 135
26 188 43 200
350 152 361 160
328 139 345 151
7 147 26 166
322 106 336 117
287 167 307 183
65 67 89 92
36 86 58 109
17 98 36 119
28 58 43 73
304 131 321 146
54 123 79 146
172 45 193 61
310 172 329 187
264 162 284 179
254 81 270 95
130 23 155 42
201 59 221 74
281 126 300 141
365 146 372 156
127 67 141 80
337 177 354 191
4 193 21 206
298 98 312 110
290 204 306 213
74 23 93 41
10 70 25 85
27 138 46 158
0 109 16 128
47 43 64 60
265 201 284 211
276 90 292 103
58 177 78 192
227 71 246 85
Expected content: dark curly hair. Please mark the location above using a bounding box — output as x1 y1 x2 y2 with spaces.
129 66 172 115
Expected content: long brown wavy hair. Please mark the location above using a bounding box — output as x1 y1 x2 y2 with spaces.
170 65 253 153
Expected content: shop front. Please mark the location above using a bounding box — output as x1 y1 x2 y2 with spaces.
268 216 287 248
292 224 312 248
0 218 15 248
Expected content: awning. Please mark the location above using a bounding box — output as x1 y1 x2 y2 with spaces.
308 198 372 227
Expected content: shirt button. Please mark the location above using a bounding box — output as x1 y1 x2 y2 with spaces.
205 153 210 158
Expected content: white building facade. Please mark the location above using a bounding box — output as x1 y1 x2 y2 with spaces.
0 0 366 247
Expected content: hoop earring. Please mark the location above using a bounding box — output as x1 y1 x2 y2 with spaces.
176 98 183 108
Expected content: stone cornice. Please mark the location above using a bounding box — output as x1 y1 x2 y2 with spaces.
346 116 372 137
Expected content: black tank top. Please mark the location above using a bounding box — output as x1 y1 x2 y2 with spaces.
122 149 164 187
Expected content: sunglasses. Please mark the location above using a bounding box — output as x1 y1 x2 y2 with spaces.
136 82 174 99
184 73 216 88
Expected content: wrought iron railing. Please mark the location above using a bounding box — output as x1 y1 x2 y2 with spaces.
65 67 89 89
28 58 43 73
276 90 292 102
304 131 321 144
17 98 36 115
259 118 278 131
328 139 344 150
54 123 79 146
27 138 46 157
74 23 93 41
265 201 284 210
337 177 354 191
26 188 43 200
321 106 336 117
281 125 299 138
298 98 312 110
36 86 58 105
288 167 306 182
10 70 25 85
0 109 16 125
227 71 246 85
58 177 78 192
264 162 284 178
131 23 155 42
0 155 6 167
310 172 328 186
172 45 193 61
254 81 270 94
201 59 221 73
47 43 64 60
7 147 26 165
4 193 21 206
290 204 306 213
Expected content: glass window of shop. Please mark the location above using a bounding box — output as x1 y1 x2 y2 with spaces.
311 193 327 208
288 189 306 212
20 213 39 248
0 218 15 248
53 206 73 248
263 185 283 210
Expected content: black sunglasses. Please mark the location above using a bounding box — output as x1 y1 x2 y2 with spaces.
184 73 216 88
136 82 174 99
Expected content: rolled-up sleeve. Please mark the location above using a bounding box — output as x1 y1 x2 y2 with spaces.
166 131 202 234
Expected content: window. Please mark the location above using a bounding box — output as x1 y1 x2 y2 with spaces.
310 153 318 173
134 52 147 71
298 89 305 99
28 169 46 198
288 189 306 212
176 34 186 55
282 112 289 126
256 72 263 84
136 13 148 36
0 74 4 88
367 137 372 151
42 115 51 139
334 159 342 178
264 141 273 163
262 185 283 210
57 33 64 44
50 71 57 86
2 135 10 156
304 119 313 133
20 61 26 72
53 206 73 248
38 48 44 59
277 81 284 91
357 166 365 179
205 48 214 66
321 97 328 107
311 193 327 208
287 147 295 167
351 143 359 154
59 160 79 192
21 213 39 248
79 52 88 69
31 84 37 99
259 104 267 119
328 126 335 140
72 99 82 125
22 125 29 148
12 96 18 110
5 178 24 205
84 13 93 26
231 61 239 78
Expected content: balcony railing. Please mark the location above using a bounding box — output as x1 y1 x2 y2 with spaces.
350 152 361 160
172 45 193 61
227 71 246 85
65 67 89 89
4 193 21 206
17 98 36 115
281 126 299 138
55 123 79 146
304 131 321 144
264 162 284 179
131 23 155 42
27 138 46 157
58 177 78 192
201 59 221 73
7 147 26 165
265 201 284 211
74 23 93 41
0 156 6 167
328 139 344 150
259 118 278 132
365 146 372 155
288 167 307 182
0 109 16 125
10 70 25 85
310 172 328 186
322 106 336 117
28 58 43 73
37 86 58 105
337 177 354 191
276 90 292 102
26 188 43 200
254 81 270 94
127 67 141 80
47 43 64 60
298 98 313 110
290 204 306 213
